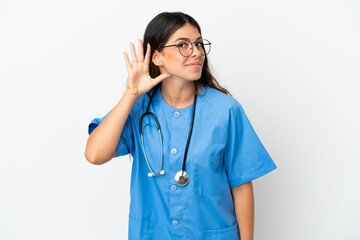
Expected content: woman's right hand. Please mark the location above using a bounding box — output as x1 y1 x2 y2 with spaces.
123 39 170 97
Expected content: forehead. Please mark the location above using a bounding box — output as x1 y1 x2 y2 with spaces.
167 23 201 42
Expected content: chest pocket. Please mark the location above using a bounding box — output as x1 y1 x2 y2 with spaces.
192 153 229 197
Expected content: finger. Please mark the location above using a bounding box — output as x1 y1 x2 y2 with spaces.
130 42 138 64
138 38 144 63
144 43 151 66
152 73 170 85
123 52 132 72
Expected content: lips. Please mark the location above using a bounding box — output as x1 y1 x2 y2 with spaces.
186 62 202 66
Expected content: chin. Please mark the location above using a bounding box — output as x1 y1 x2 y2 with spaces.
170 71 202 82
187 73 202 81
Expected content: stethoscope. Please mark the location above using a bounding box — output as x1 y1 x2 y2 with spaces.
139 85 197 186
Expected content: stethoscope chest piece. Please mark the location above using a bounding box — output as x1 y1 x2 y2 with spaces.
175 170 189 186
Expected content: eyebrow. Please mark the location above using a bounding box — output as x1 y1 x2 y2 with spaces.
174 37 202 42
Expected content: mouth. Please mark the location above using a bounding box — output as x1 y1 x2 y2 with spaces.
186 62 202 68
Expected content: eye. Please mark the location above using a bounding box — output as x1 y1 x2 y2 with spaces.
177 42 189 48
194 42 203 47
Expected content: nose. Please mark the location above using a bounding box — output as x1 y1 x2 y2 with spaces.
191 44 203 57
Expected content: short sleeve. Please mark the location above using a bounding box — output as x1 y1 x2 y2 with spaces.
88 110 134 157
224 102 277 188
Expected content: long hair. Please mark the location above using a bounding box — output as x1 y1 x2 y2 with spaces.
143 12 231 96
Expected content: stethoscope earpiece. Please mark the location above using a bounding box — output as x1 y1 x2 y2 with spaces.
148 170 166 177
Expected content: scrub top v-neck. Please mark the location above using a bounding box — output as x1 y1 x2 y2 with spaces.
88 84 277 240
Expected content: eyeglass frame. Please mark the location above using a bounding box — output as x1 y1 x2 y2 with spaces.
158 39 211 57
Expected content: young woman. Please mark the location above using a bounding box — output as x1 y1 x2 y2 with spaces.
85 11 277 240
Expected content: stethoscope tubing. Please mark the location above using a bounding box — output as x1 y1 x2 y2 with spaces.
139 84 198 179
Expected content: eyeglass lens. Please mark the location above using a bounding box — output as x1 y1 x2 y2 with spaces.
179 40 211 57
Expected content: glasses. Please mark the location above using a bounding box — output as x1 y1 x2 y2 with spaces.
159 39 211 57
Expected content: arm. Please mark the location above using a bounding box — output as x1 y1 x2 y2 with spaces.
231 181 254 240
85 90 140 165
85 39 169 165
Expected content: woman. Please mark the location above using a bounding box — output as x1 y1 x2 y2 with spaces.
85 11 276 240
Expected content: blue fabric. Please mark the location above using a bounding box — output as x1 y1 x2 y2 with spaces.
88 84 277 240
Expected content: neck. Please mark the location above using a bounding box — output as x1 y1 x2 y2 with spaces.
160 78 199 109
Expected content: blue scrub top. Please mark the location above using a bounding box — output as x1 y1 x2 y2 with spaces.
88 84 277 240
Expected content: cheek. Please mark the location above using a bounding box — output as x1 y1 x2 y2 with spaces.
164 54 186 68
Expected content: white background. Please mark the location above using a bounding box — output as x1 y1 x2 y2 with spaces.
1 0 359 239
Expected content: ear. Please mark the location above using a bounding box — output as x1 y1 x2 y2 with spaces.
152 50 161 66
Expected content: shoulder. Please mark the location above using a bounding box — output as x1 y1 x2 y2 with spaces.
200 85 243 120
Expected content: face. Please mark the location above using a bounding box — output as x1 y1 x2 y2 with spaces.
153 23 206 82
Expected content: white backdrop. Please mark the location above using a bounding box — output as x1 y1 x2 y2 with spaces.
1 0 359 239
